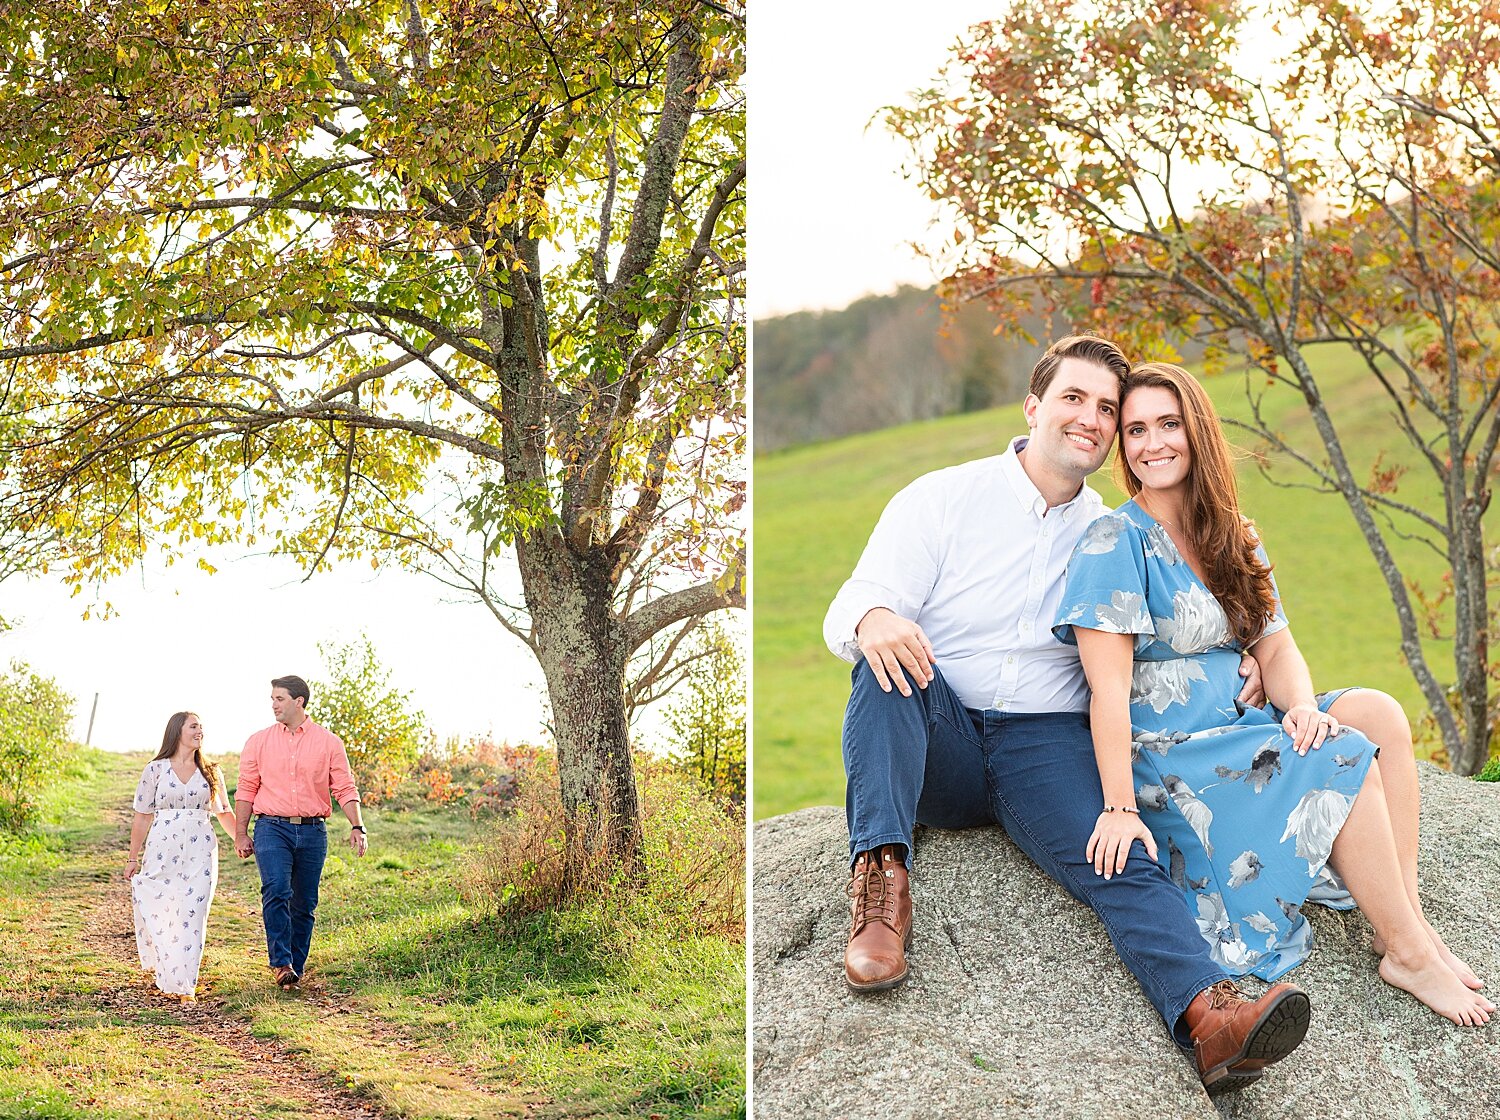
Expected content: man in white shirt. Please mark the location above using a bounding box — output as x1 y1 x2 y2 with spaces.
824 336 1310 1091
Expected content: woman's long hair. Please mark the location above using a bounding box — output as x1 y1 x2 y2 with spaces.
1117 362 1278 647
153 711 223 802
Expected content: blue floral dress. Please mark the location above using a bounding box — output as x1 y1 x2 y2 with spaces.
131 760 228 996
1053 501 1376 981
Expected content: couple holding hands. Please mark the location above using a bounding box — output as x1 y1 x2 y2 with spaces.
124 675 367 1000
828 336 1491 1092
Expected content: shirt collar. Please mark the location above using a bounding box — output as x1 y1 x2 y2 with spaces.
1002 436 1090 521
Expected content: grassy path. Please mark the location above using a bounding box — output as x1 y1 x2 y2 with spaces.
2 750 522 1120
3 749 745 1120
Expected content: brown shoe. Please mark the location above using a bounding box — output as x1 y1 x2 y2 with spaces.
844 845 913 993
272 965 300 989
1184 980 1310 1092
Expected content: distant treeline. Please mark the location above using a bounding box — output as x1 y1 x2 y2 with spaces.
754 286 1210 453
753 286 1060 453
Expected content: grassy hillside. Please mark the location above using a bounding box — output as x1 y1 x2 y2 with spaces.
753 348 1490 818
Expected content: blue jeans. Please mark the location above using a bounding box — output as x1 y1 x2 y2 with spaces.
252 817 328 975
842 662 1228 1046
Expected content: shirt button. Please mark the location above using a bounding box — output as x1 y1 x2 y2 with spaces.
1006 655 1015 664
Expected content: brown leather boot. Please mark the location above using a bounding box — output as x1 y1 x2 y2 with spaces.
1184 979 1310 1092
843 845 913 993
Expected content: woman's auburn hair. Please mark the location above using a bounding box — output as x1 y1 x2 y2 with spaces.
152 711 223 802
1116 362 1279 647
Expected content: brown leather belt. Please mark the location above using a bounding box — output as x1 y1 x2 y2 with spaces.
255 814 326 825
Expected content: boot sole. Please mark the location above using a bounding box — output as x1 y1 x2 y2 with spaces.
1201 988 1311 1094
845 966 909 993
844 925 914 994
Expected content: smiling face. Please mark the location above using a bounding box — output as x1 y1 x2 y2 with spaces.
1121 384 1193 496
176 713 203 753
1021 357 1121 483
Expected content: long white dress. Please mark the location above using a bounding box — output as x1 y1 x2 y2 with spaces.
130 759 228 996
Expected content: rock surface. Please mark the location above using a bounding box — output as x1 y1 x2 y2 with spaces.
752 763 1500 1119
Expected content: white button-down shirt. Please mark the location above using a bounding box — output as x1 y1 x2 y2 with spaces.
823 436 1106 713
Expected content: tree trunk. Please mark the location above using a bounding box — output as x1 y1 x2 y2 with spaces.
1283 349 1470 765
1451 495 1491 776
519 534 644 880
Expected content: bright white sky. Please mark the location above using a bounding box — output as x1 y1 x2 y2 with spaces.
750 1 1002 317
0 544 554 756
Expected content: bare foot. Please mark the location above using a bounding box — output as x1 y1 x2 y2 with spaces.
1424 923 1485 991
1378 951 1494 1026
1373 925 1486 991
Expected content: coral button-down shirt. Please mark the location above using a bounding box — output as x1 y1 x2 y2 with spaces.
236 719 360 817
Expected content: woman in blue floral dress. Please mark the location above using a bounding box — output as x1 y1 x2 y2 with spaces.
124 712 239 1000
1054 361 1491 1027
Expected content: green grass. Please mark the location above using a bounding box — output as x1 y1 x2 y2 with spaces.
1 749 746 1119
753 346 1495 818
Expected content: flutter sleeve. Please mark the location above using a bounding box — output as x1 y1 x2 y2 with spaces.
208 771 230 814
132 762 159 813
1254 541 1289 646
1052 513 1157 654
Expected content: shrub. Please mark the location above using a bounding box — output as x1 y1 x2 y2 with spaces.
421 766 465 804
462 752 745 940
0 662 75 831
382 734 541 814
311 635 427 803
1477 757 1500 783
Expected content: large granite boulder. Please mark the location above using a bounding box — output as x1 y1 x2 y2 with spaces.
753 763 1500 1119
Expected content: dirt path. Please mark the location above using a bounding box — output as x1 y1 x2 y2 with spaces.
74 816 387 1119
71 805 524 1120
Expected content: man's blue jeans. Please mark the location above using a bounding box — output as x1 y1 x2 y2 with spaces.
252 817 328 975
842 662 1228 1046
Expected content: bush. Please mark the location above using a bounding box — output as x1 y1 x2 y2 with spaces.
381 734 542 814
462 752 745 940
0 662 75 831
311 635 427 803
1476 757 1500 783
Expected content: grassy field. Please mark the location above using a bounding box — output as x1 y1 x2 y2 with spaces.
753 347 1494 818
1 750 745 1119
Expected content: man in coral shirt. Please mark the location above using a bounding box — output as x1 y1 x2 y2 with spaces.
234 674 367 989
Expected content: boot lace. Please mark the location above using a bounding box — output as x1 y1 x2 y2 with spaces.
1203 980 1249 1011
847 853 898 935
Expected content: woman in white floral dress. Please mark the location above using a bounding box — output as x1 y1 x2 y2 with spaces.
1055 362 1492 1027
124 712 238 1000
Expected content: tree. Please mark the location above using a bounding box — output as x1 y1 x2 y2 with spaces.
662 618 744 803
0 0 746 868
312 634 427 801
887 0 1500 773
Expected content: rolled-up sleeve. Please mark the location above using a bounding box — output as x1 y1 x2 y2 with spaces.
327 732 361 807
236 735 261 803
823 477 943 662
